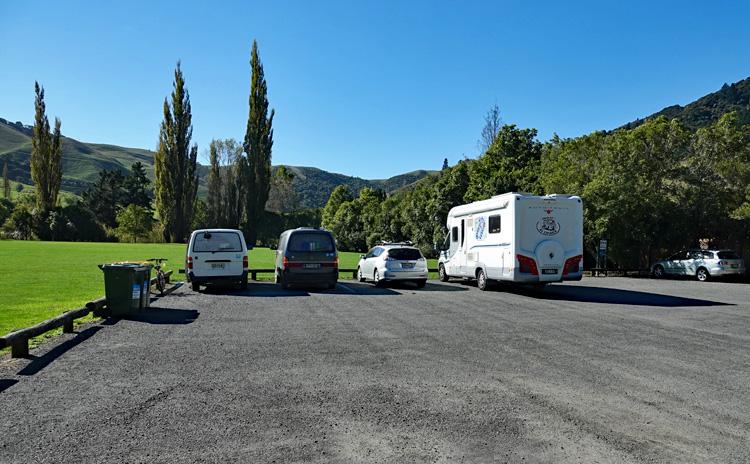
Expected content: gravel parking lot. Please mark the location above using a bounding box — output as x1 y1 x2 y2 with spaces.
1 277 749 463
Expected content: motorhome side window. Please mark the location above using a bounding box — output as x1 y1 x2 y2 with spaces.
451 227 458 242
489 215 501 234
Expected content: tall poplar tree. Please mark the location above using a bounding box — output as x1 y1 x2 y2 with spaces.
154 62 199 242
207 140 223 225
243 40 275 244
2 161 10 198
30 82 62 211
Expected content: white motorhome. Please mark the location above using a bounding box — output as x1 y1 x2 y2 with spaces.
437 192 583 290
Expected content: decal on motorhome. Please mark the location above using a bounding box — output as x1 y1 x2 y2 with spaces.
475 216 486 241
536 216 560 236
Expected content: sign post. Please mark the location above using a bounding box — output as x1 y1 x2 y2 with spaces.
597 239 608 277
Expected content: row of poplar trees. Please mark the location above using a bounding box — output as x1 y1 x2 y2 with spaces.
154 40 274 244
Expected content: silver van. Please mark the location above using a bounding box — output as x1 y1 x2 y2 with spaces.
275 228 338 289
186 229 249 291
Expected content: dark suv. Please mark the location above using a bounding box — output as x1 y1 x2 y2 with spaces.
275 228 338 289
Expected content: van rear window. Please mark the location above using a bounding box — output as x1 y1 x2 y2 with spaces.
387 248 423 260
192 232 243 252
288 233 335 252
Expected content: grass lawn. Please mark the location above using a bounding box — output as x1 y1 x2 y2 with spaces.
0 241 438 339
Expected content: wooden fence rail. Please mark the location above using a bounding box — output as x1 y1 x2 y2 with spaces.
0 270 172 359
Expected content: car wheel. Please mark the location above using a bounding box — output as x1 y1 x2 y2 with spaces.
439 264 449 282
357 266 366 282
696 268 709 282
374 269 384 287
653 265 665 278
191 281 200 292
240 278 248 290
327 281 337 290
477 268 488 291
415 279 427 289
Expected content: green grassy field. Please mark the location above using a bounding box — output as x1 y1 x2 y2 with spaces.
0 241 438 338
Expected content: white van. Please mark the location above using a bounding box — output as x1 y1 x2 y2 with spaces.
186 229 249 291
437 192 583 290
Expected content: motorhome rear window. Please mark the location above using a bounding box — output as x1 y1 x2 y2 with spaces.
387 248 422 260
489 215 501 234
192 232 243 252
718 251 740 259
288 233 335 252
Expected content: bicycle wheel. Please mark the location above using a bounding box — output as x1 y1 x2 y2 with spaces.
156 272 166 295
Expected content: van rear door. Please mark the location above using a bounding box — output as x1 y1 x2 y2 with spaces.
192 231 246 277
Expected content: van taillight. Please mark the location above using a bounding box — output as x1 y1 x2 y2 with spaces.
187 256 193 269
563 255 583 275
517 254 539 275
242 255 248 269
283 257 302 268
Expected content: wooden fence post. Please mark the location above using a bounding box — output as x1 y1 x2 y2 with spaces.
11 339 29 358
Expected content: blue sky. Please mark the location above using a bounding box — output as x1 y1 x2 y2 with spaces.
1 0 749 178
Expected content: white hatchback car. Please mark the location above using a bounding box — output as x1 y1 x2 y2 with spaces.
357 242 428 288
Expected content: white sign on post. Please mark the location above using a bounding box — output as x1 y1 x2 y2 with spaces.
599 239 608 251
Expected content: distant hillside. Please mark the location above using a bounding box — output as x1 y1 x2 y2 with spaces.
621 76 750 130
0 118 432 208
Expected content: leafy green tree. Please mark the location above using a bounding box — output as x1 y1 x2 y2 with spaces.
242 40 275 245
154 62 199 243
82 169 125 228
207 140 223 225
122 161 152 210
266 165 298 213
3 204 34 240
116 204 154 243
30 82 62 213
464 124 542 203
2 161 10 199
321 185 353 231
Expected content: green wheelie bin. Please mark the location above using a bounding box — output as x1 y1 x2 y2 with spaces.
98 263 152 316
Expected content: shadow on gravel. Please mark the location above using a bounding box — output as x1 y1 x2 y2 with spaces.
509 285 731 307
222 282 402 297
121 308 199 324
18 327 102 376
0 379 18 394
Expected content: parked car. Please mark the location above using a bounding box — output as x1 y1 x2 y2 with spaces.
357 242 428 288
186 229 249 291
651 249 745 281
275 228 338 289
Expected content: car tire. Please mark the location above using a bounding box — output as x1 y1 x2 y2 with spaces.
477 268 489 291
357 266 366 282
696 267 710 282
653 265 665 278
374 269 384 287
191 281 200 292
439 264 449 282
415 279 427 289
327 281 337 290
240 278 248 290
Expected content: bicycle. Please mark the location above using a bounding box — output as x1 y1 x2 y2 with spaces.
147 258 168 295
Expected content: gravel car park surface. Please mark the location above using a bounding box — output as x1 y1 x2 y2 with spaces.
1 277 749 463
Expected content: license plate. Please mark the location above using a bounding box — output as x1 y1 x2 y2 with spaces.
211 263 225 269
542 268 557 275
304 263 321 269
401 263 415 269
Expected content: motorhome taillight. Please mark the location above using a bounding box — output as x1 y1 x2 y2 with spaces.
517 254 539 275
242 255 248 269
187 256 193 269
563 255 583 275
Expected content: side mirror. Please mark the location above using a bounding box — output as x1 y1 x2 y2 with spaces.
359 254 365 259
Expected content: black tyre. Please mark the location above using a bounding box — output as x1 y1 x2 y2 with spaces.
327 281 337 290
696 267 709 282
652 265 665 278
191 281 200 292
240 278 248 290
415 279 427 289
374 269 385 287
357 266 366 282
477 268 489 291
439 264 449 282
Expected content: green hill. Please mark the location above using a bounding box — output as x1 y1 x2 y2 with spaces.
0 118 432 207
621 76 750 130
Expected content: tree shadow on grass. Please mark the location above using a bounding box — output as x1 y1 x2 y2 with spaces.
505 284 731 307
